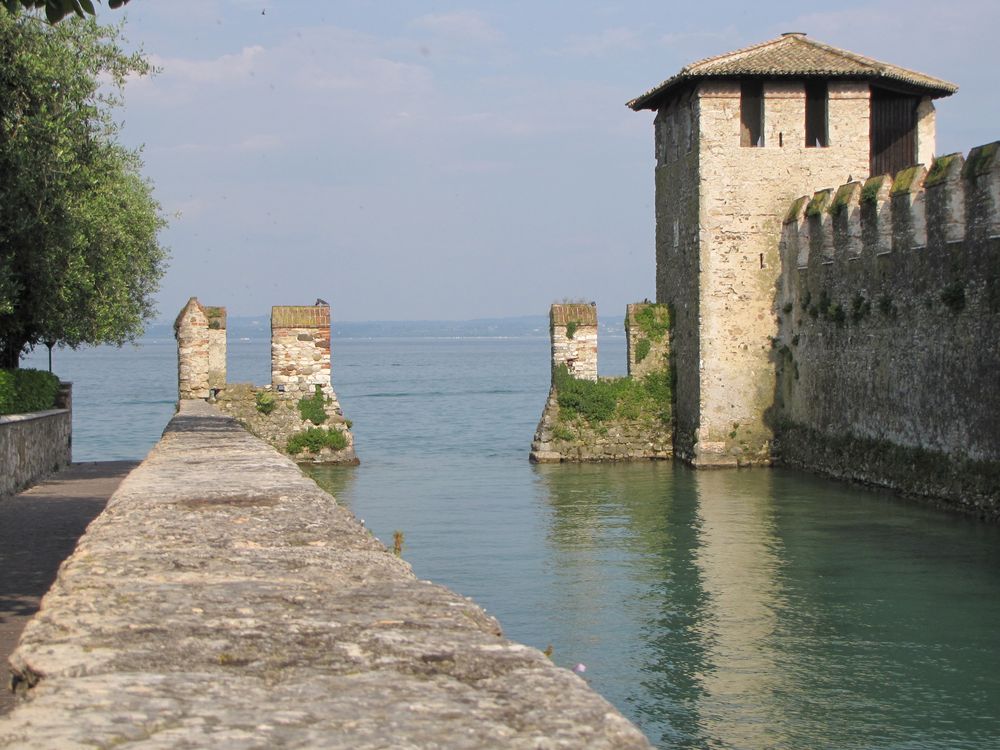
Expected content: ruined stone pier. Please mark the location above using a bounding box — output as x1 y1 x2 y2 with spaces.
0 401 651 748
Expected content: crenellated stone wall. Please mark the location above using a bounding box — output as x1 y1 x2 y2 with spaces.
772 143 1000 516
531 303 672 463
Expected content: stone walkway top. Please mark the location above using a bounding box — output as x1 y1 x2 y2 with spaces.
0 401 652 748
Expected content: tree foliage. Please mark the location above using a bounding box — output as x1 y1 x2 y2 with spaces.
3 0 129 25
0 12 166 367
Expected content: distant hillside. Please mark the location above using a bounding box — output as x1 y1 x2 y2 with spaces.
146 315 628 341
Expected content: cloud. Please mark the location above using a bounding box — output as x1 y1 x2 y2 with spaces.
554 28 642 58
411 11 503 45
148 45 264 86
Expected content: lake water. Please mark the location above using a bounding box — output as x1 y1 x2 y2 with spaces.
23 329 1000 749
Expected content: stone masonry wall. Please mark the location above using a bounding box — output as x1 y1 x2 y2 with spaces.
215 383 357 465
773 143 1000 517
0 401 651 749
654 92 701 462
531 390 673 463
660 80 873 466
531 304 672 463
0 399 71 497
626 302 670 379
549 303 598 382
271 305 334 399
174 298 226 400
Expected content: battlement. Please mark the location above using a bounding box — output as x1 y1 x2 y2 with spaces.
782 142 1000 269
532 303 672 463
176 299 355 464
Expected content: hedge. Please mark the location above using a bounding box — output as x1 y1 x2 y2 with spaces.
0 369 61 415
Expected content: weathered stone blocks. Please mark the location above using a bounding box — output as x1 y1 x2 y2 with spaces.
0 401 651 748
531 304 672 463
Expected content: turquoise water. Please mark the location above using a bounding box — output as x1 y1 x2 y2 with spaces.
25 332 1000 749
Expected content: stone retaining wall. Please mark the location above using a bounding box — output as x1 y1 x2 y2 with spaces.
0 383 72 497
0 410 72 497
0 401 651 748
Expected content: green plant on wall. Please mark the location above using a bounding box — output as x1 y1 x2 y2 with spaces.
286 426 348 455
297 385 329 425
553 364 670 426
255 391 276 415
565 321 579 339
633 304 670 341
634 337 652 364
551 424 575 442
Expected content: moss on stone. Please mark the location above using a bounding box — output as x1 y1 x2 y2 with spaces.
924 153 960 188
631 304 670 341
784 195 809 224
861 175 887 205
962 141 999 179
806 189 832 217
829 182 858 217
891 165 924 196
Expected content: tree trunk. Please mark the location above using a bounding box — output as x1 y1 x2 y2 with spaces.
0 340 25 369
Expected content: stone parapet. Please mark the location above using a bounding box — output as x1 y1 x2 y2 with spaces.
0 401 651 748
774 142 1000 516
0 405 71 497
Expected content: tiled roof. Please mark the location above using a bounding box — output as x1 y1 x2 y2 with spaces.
628 33 957 110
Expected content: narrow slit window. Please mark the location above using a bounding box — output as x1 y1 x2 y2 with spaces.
740 81 764 147
805 81 828 147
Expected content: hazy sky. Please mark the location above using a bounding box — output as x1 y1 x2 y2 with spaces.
110 0 999 321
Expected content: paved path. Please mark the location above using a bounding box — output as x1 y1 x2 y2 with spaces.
0 402 652 748
0 461 138 715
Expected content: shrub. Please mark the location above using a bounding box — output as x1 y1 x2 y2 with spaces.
553 365 671 426
297 385 329 425
286 427 348 455
565 320 579 339
255 391 276 415
0 369 61 415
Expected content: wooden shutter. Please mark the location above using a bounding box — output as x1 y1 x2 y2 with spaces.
870 88 917 176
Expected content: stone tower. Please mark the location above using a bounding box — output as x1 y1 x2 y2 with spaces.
271 303 340 404
174 297 227 400
628 33 956 467
549 303 598 382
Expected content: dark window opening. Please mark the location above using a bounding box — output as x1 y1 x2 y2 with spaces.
741 81 764 147
870 87 918 176
805 81 828 147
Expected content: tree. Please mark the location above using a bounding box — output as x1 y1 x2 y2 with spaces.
3 0 129 25
0 12 167 368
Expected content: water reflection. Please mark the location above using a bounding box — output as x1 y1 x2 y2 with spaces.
305 463 358 503
535 462 1000 750
691 470 787 749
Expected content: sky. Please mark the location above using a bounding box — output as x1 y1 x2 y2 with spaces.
104 0 1000 322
